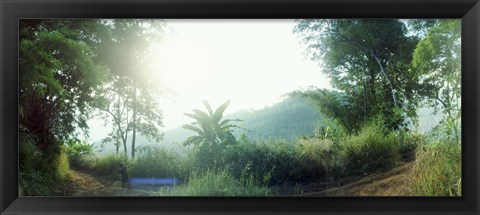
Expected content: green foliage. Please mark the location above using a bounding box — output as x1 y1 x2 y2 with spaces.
54 150 71 181
397 131 422 161
94 153 128 175
19 132 71 196
65 139 95 161
340 119 402 175
290 89 356 131
172 170 271 196
19 20 107 195
19 132 54 195
311 117 347 142
183 100 242 168
412 20 461 143
20 20 107 147
128 145 191 180
294 19 420 131
224 137 299 186
409 142 461 196
93 20 167 159
295 138 345 182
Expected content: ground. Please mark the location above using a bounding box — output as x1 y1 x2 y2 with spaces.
55 165 174 196
301 162 413 196
56 161 414 196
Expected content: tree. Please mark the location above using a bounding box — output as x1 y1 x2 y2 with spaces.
412 20 461 143
289 88 355 131
294 19 420 130
19 19 107 150
183 100 242 167
19 19 109 195
94 19 166 159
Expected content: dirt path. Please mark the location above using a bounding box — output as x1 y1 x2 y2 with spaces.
55 166 170 196
54 166 111 196
301 162 414 196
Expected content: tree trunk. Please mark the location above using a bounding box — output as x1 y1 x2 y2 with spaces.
131 89 137 159
362 76 368 122
116 138 119 154
123 138 128 155
370 52 398 108
124 107 129 155
131 111 137 159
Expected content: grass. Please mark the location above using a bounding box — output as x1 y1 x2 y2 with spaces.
19 132 72 196
93 153 127 174
295 138 345 182
166 170 271 196
128 145 191 180
224 138 299 186
340 121 402 176
409 141 461 196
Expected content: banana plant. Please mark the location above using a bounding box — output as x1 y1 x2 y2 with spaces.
182 100 245 148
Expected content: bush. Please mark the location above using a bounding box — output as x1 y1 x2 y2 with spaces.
128 145 191 180
94 153 127 175
224 137 299 186
171 170 271 196
340 120 401 176
294 138 345 182
409 141 461 196
53 148 71 181
64 139 94 167
397 131 422 161
19 132 71 196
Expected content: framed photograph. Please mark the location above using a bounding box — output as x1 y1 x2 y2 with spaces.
1 0 479 214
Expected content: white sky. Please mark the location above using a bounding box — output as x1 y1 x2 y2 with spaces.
85 19 331 142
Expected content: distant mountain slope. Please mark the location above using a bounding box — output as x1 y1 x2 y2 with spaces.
230 96 323 141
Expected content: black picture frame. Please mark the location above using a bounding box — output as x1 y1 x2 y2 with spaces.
1 0 479 214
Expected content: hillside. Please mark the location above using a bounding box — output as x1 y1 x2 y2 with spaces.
229 96 323 141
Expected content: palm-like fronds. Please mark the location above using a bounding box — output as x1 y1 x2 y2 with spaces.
182 100 241 148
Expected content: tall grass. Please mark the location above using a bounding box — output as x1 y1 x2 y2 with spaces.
221 119 412 187
170 170 271 196
409 141 461 196
224 138 299 186
54 148 71 181
19 132 71 196
340 120 402 176
94 153 127 174
295 138 345 182
128 145 191 180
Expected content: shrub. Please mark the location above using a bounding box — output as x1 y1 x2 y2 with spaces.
19 134 55 195
94 153 127 175
409 141 461 196
397 131 422 161
171 170 271 196
340 120 401 176
294 138 345 182
53 148 71 181
128 145 191 180
19 132 71 196
224 138 299 186
64 139 94 167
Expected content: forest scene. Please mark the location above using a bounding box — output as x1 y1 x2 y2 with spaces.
19 19 461 196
